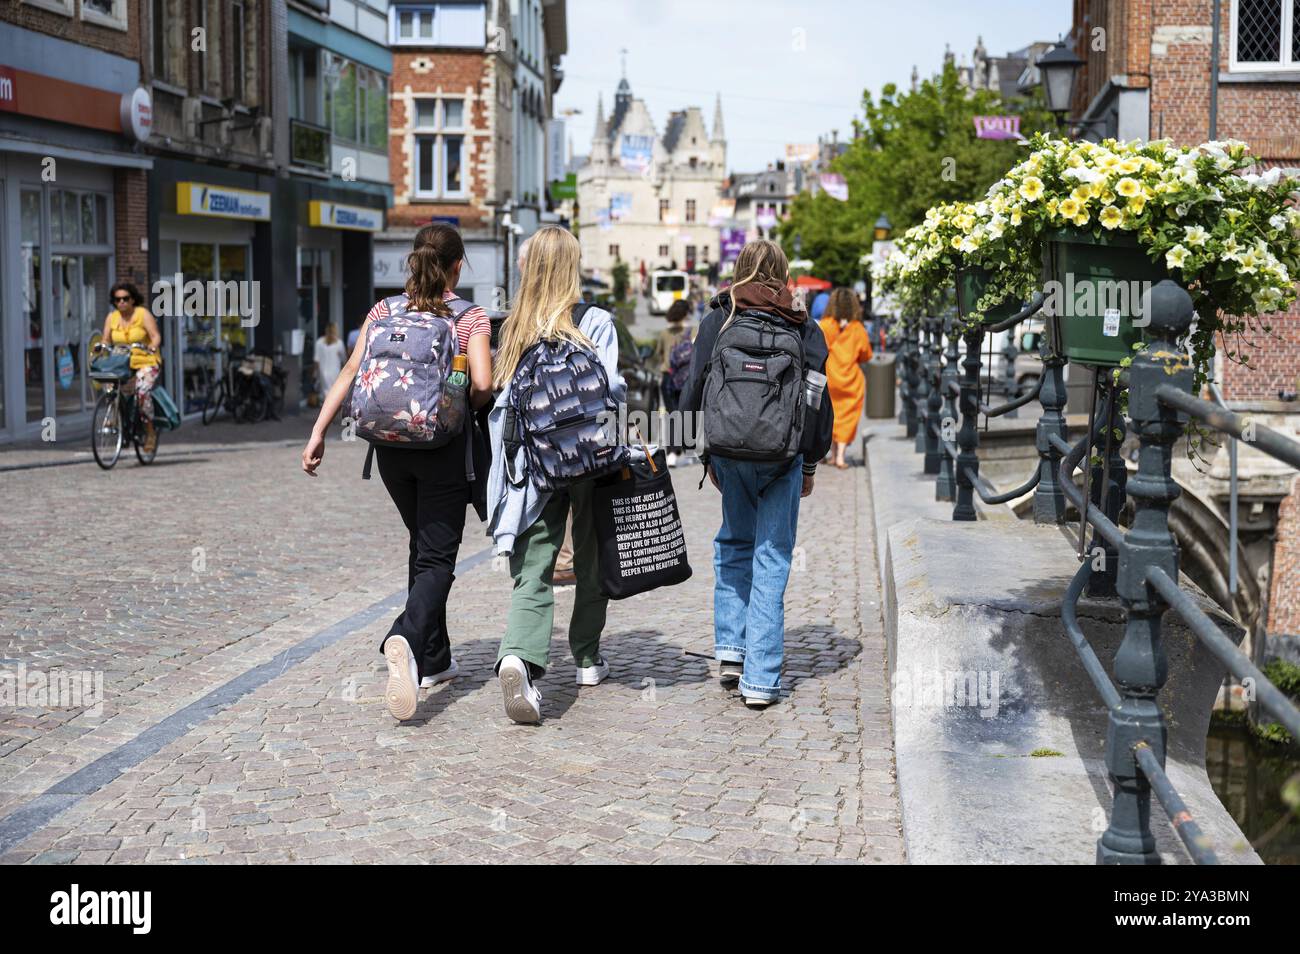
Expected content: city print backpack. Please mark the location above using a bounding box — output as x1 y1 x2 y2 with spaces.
504 303 626 492
701 309 806 462
352 294 472 449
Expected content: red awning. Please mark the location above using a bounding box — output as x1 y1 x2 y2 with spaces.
793 275 832 290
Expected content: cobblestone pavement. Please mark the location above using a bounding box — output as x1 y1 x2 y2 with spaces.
0 422 903 863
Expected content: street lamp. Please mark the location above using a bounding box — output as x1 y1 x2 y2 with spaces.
1036 38 1084 122
793 233 803 257
873 214 892 243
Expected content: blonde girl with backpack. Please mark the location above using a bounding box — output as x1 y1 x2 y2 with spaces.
301 223 493 722
487 225 626 724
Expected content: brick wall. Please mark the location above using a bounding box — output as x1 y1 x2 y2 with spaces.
0 0 142 60
389 50 510 234
113 167 148 287
1269 475 1300 637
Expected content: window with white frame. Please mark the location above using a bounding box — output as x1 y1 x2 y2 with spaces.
1231 0 1300 70
81 0 129 30
21 0 74 16
413 98 466 199
391 3 487 47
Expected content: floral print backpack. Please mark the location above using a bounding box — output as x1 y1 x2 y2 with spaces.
352 295 472 458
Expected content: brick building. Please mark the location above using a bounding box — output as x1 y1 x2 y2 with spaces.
376 0 518 307
1069 0 1300 652
0 0 153 442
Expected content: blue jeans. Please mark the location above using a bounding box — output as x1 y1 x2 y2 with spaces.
711 455 803 700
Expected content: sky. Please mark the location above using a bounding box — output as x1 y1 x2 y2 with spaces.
554 0 1073 173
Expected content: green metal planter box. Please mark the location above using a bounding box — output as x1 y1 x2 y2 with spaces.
955 266 1021 325
1041 228 1170 367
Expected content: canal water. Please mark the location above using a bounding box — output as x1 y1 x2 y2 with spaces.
1205 720 1300 865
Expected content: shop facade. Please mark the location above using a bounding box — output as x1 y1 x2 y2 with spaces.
0 19 151 443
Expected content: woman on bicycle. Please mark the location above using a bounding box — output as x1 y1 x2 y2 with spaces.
102 283 162 452
301 223 492 722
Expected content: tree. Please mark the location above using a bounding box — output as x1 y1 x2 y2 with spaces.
779 61 1055 285
611 258 630 303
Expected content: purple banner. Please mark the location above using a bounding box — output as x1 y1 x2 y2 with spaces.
973 115 1022 140
720 228 746 263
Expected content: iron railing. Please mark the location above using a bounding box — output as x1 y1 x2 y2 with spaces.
902 277 1300 864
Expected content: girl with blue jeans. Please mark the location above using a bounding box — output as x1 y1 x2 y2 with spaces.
680 240 833 707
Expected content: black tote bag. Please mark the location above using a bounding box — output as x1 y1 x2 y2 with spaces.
592 448 693 599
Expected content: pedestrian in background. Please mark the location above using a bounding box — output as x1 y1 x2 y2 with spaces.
818 286 873 469
301 223 493 722
313 323 347 398
679 239 833 708
487 226 626 724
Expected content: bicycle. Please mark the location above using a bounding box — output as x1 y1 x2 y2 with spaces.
89 343 161 470
202 348 286 424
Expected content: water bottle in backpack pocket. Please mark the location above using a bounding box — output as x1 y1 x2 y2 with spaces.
701 311 806 462
351 295 473 447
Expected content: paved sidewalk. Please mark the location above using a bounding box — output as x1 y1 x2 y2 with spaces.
1 433 903 863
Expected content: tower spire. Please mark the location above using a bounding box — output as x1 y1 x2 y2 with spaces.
711 93 725 142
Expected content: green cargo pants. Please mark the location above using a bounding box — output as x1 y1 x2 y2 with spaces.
496 479 607 675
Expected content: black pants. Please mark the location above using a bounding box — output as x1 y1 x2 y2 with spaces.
375 435 469 678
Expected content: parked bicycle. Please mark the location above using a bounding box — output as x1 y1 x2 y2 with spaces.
202 346 287 425
89 343 160 470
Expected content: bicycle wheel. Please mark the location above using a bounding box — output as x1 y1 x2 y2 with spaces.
91 391 124 470
236 379 267 423
202 377 225 425
134 415 160 465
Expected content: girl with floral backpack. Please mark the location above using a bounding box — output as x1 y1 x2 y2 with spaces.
301 223 493 721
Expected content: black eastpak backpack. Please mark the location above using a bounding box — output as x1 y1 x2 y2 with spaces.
504 304 627 492
701 309 806 462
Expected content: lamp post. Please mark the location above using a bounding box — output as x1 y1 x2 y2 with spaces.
793 233 803 258
873 214 892 243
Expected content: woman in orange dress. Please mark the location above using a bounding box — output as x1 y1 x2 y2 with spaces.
817 287 873 469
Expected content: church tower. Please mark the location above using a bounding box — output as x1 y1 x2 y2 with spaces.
590 93 610 166
710 93 726 169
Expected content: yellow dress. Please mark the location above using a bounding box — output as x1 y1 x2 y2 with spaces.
107 307 160 370
819 317 873 444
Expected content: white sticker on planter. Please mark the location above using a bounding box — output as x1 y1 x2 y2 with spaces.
1103 308 1121 337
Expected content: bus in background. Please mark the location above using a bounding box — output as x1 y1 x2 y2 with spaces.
650 270 689 315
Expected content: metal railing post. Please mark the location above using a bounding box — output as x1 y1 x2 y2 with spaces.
924 316 943 474
1034 340 1070 523
914 318 932 454
897 320 911 426
1002 328 1019 418
904 319 920 438
1087 381 1128 598
936 315 960 500
1098 281 1194 865
953 324 984 521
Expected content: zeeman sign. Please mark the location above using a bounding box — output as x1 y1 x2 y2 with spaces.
308 200 383 232
176 182 271 221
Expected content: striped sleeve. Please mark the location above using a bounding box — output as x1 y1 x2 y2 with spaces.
365 298 389 324
455 305 490 353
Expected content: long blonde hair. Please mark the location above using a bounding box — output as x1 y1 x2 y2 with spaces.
727 239 790 318
494 226 590 387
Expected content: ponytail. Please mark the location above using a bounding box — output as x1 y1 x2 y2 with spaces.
405 222 466 316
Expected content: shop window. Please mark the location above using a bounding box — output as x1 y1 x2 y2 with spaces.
413 98 466 198
1231 0 1300 69
81 0 128 30
21 189 45 423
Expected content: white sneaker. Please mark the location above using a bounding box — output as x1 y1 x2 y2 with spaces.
498 655 542 724
575 656 610 687
383 636 420 721
666 452 680 467
419 657 459 689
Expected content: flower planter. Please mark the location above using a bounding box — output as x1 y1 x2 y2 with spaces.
1041 228 1170 367
955 266 1021 325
